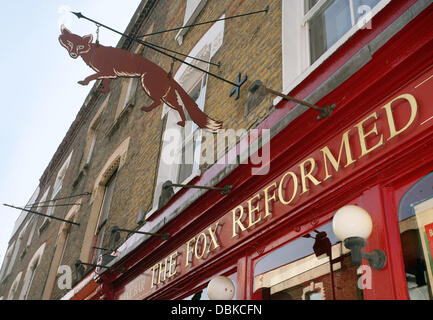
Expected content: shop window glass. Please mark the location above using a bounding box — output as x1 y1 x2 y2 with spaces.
254 222 363 300
307 0 380 64
398 171 433 300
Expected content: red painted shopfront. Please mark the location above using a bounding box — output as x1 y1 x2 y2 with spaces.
68 1 433 300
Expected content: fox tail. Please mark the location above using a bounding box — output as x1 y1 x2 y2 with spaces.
173 82 223 133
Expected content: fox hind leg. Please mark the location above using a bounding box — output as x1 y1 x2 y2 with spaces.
163 88 187 127
141 100 162 112
98 78 113 93
139 74 163 112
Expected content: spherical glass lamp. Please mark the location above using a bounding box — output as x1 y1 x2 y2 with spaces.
332 205 386 269
207 276 235 300
332 205 373 241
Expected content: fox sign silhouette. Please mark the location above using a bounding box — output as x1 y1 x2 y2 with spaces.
58 25 223 132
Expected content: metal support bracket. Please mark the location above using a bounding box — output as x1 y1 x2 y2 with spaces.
230 73 248 100
164 183 233 195
111 225 170 241
249 80 336 119
75 259 124 273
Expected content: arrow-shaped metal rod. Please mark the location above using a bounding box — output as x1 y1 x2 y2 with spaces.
24 191 91 207
77 13 218 67
146 41 220 67
71 12 242 86
138 6 269 38
3 204 80 226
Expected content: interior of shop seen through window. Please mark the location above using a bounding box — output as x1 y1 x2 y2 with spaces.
398 171 433 300
254 222 364 300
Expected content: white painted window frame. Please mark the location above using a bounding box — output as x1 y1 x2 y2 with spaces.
11 186 40 237
0 242 15 281
7 272 22 300
6 221 29 277
19 243 46 300
86 133 97 164
28 186 50 245
149 15 225 217
40 151 73 232
52 151 73 199
85 95 109 166
124 78 136 109
175 0 208 45
281 0 391 101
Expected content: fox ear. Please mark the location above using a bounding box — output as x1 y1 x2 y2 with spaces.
82 34 93 44
60 24 71 35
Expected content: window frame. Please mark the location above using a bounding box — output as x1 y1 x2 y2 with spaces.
28 186 50 244
148 16 225 216
7 272 22 300
281 0 391 97
52 151 73 199
175 0 208 45
175 74 208 186
92 170 117 263
0 242 15 281
115 78 137 120
40 152 73 232
19 243 46 300
6 221 29 277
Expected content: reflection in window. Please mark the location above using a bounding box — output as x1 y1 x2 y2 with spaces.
254 222 363 300
398 171 433 300
307 0 380 63
306 291 323 300
177 77 206 184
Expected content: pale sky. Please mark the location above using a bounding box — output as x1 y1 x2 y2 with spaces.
0 1 142 263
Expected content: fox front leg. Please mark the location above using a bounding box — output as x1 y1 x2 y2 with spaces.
78 73 106 86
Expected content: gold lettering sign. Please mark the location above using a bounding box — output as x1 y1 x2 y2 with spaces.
135 93 419 295
321 129 356 181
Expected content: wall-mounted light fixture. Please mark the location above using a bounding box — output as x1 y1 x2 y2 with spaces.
207 276 235 300
332 205 386 270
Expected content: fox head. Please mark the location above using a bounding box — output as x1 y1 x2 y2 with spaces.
59 25 93 59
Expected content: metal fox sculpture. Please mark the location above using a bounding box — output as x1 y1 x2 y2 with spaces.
58 25 222 132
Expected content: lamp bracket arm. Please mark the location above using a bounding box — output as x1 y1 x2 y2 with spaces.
361 250 387 270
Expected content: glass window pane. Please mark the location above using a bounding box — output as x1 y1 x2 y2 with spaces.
309 0 352 63
86 134 97 164
398 172 433 300
177 140 194 183
93 172 117 262
176 78 204 183
353 0 380 22
254 221 363 300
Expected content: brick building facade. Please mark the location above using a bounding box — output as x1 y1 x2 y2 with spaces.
1 0 433 301
0 0 281 300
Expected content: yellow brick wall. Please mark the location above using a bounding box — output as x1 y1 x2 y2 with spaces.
0 0 282 300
